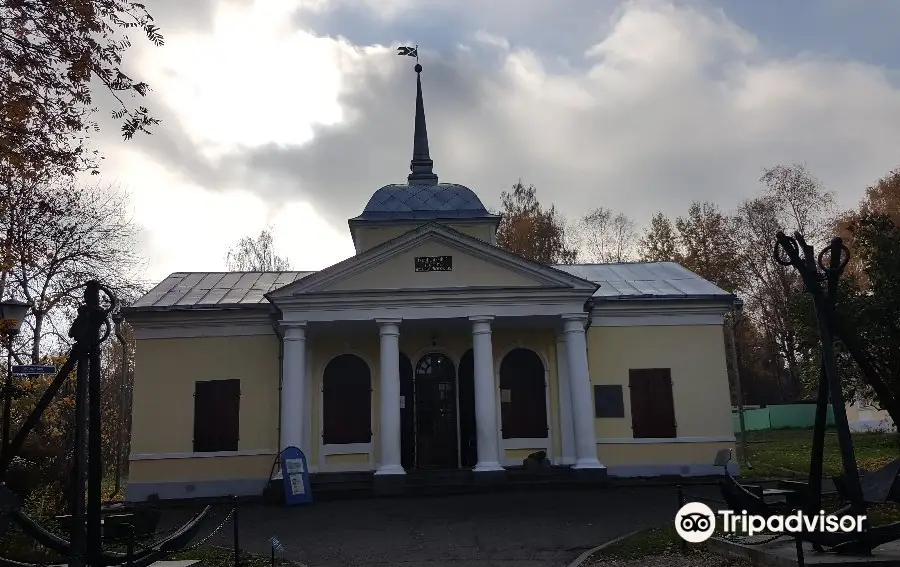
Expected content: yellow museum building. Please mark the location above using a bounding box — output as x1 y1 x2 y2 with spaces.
123 65 738 501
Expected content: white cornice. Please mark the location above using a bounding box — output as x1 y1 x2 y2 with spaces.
128 309 276 339
590 300 728 327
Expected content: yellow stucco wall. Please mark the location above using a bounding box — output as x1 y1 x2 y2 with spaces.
585 324 735 443
129 455 273 483
326 240 541 291
597 442 733 466
129 335 281 484
354 222 495 252
128 319 736 489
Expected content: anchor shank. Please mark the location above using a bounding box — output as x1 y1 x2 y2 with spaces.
86 281 104 567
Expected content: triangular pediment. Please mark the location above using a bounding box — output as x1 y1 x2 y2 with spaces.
267 223 597 300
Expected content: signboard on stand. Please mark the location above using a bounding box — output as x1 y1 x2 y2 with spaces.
279 446 312 506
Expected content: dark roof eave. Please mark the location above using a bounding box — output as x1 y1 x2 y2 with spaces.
122 303 275 314
594 293 737 303
348 213 501 224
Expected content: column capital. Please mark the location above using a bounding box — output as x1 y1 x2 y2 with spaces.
281 323 306 340
376 319 401 336
468 315 494 323
561 313 588 322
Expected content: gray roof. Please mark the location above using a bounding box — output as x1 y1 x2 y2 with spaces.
129 271 312 310
552 262 733 300
128 262 731 312
350 183 498 221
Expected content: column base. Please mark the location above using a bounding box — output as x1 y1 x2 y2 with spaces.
374 464 406 476
573 458 604 470
373 471 407 496
572 462 608 484
472 467 507 485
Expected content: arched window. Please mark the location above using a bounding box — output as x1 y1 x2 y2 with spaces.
322 354 372 445
499 348 548 439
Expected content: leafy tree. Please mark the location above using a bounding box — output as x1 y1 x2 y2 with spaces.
225 227 292 271
636 202 745 293
674 201 746 294
1 179 144 363
573 207 637 263
638 212 679 263
0 0 163 179
736 164 838 400
495 180 577 265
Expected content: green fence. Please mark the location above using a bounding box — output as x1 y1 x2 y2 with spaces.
733 404 836 433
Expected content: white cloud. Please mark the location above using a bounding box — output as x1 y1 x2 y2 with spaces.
96 0 900 286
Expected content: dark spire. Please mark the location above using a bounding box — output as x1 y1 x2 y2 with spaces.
408 63 439 185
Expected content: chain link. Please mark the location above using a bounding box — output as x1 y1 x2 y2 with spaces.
113 506 236 559
179 506 236 552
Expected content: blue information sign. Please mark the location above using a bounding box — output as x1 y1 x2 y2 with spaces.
11 365 57 376
279 446 312 506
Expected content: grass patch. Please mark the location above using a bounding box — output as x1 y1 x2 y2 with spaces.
585 524 750 566
172 545 305 567
590 524 707 561
744 429 899 479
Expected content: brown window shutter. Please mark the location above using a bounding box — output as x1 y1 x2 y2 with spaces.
628 369 676 438
193 379 240 452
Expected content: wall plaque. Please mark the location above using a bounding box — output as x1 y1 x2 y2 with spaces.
415 255 453 272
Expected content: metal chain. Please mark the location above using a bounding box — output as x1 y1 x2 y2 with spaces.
115 506 236 558
729 533 785 546
179 506 236 552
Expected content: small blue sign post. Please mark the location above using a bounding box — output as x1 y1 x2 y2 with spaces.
11 365 57 376
279 446 312 506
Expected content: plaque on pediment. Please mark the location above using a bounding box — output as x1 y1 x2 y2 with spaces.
415 255 453 272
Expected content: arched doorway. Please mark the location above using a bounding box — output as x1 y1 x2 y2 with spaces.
499 348 548 439
322 354 372 445
414 353 458 469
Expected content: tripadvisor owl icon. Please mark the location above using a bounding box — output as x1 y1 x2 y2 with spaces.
675 502 716 543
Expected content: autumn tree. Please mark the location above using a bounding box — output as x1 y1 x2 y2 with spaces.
495 180 577 265
636 202 745 293
639 212 680 263
225 227 292 271
736 164 838 400
573 207 638 263
0 0 163 179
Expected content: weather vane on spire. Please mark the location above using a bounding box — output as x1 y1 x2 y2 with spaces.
397 44 421 72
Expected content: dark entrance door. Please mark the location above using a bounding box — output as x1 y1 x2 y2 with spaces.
458 349 477 468
414 353 459 469
399 353 415 470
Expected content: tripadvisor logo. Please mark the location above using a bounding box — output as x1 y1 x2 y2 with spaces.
674 502 867 543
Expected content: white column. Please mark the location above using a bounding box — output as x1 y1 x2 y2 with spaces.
470 315 503 472
375 319 404 475
280 324 307 452
555 333 576 465
563 314 604 469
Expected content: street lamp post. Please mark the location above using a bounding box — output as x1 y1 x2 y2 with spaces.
0 297 32 461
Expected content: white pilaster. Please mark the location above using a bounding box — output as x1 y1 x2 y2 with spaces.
470 315 504 472
555 333 576 465
375 319 405 475
280 324 307 453
563 314 604 469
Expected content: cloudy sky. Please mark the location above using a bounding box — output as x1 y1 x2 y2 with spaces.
93 0 900 283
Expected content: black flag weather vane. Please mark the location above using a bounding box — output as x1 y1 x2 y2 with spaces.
398 45 418 60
